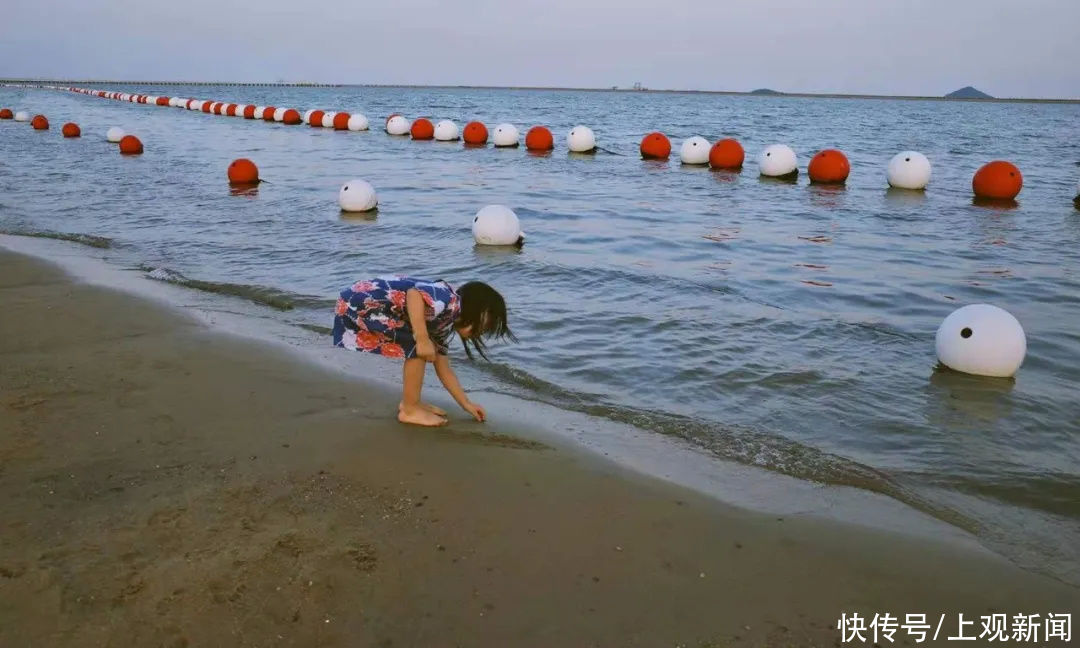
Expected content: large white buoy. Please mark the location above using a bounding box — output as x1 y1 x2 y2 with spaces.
338 179 378 212
472 205 524 246
887 151 932 190
347 113 369 131
567 125 596 153
13 111 29 122
935 304 1026 378
252 105 265 118
320 112 335 128
680 136 710 165
386 115 410 135
303 109 316 124
106 126 125 143
492 123 519 147
434 119 460 141
757 144 798 177
273 107 286 122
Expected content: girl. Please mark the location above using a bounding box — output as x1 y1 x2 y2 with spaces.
332 276 514 426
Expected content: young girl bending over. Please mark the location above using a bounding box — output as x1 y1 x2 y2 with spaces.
333 277 513 426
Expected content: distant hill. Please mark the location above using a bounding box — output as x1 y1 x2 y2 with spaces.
946 86 993 99
750 88 782 95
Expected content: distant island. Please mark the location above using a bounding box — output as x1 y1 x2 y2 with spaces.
945 86 993 99
750 88 783 95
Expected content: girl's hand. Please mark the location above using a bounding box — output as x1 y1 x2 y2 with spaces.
415 337 436 362
463 401 487 422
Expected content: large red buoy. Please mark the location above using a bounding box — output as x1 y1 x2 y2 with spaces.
709 139 744 169
525 126 554 151
30 115 49 130
61 122 81 137
283 109 301 125
118 135 143 155
156 96 170 106
333 112 351 130
808 149 850 184
243 105 257 119
201 102 213 113
411 118 434 139
0 108 14 119
973 161 1022 200
463 121 488 145
227 158 259 186
639 132 671 159
262 106 276 121
226 104 238 116
309 110 325 127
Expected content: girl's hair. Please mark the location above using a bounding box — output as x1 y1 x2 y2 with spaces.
456 281 515 360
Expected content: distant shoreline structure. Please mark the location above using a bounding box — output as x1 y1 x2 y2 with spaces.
3 79 1077 104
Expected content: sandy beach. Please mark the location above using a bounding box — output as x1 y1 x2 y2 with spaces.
0 247 1076 647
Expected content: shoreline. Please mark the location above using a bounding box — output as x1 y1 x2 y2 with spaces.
1 244 1077 646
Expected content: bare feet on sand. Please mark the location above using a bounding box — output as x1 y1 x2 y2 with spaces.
398 402 448 426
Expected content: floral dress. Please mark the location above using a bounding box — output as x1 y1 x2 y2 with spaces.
333 277 460 359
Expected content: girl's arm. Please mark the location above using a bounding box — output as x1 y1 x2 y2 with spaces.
434 354 486 422
406 289 436 361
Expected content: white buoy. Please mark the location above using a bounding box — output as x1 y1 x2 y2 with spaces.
492 123 519 147
680 136 710 165
935 304 1026 378
347 113 369 131
303 109 316 124
252 105 265 118
13 111 29 122
887 151 932 190
757 144 798 177
386 115 410 135
168 97 178 107
338 179 378 212
320 112 335 128
273 107 286 122
106 127 125 143
567 125 596 153
434 119 460 141
472 205 524 246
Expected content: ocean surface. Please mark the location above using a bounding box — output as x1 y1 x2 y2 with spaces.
2 84 1079 584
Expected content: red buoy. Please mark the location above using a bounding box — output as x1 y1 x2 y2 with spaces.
525 126 554 151
333 112 350 130
0 108 13 119
118 135 143 155
411 118 434 140
201 102 213 113
282 108 301 125
973 161 1022 200
262 106 277 121
243 105 256 119
463 121 488 145
61 122 81 137
309 110 325 127
808 149 850 184
709 139 745 170
30 115 49 130
156 97 170 106
639 132 671 159
226 104 238 117
227 158 259 186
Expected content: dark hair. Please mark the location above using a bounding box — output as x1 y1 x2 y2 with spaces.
456 281 515 360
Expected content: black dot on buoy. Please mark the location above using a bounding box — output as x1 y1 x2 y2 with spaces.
344 186 349 191
905 157 910 162
473 216 478 222
766 152 771 156
961 327 972 339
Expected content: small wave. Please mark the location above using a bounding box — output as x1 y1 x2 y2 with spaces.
140 266 333 312
1 229 112 249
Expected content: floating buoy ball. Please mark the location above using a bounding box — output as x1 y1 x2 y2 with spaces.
0 108 13 119
227 158 259 186
680 136 710 165
333 112 351 130
492 123 519 147
338 179 378 212
567 125 596 153
308 110 325 127
283 109 301 125
118 135 143 155
935 304 1026 378
525 126 553 151
262 107 277 121
886 151 931 190
808 149 850 184
386 115 410 135
273 107 286 122
14 111 29 122
973 160 1023 201
639 132 671 160
320 112 336 128
30 115 49 130
226 104 239 116
303 109 316 124
347 113 369 131
156 97 170 106
463 121 488 145
61 122 80 137
472 205 524 246
758 144 798 178
411 118 434 140
709 138 745 169
434 119 460 141
106 127 125 143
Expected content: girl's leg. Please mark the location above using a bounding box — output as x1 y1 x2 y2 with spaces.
398 358 446 426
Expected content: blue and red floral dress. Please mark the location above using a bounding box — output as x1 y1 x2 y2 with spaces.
333 277 461 359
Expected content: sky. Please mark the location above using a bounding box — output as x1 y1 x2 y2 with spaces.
2 0 1078 99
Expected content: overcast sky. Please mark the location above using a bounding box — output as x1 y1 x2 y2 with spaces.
2 0 1077 98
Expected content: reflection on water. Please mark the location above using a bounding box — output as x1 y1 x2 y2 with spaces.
925 366 1017 427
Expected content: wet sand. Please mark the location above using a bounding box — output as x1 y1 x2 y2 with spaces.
0 248 1076 647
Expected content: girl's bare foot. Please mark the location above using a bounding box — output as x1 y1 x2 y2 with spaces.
398 405 448 427
398 401 447 417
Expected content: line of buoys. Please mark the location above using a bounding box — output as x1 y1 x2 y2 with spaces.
30 115 49 130
61 122 80 137
640 132 671 160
